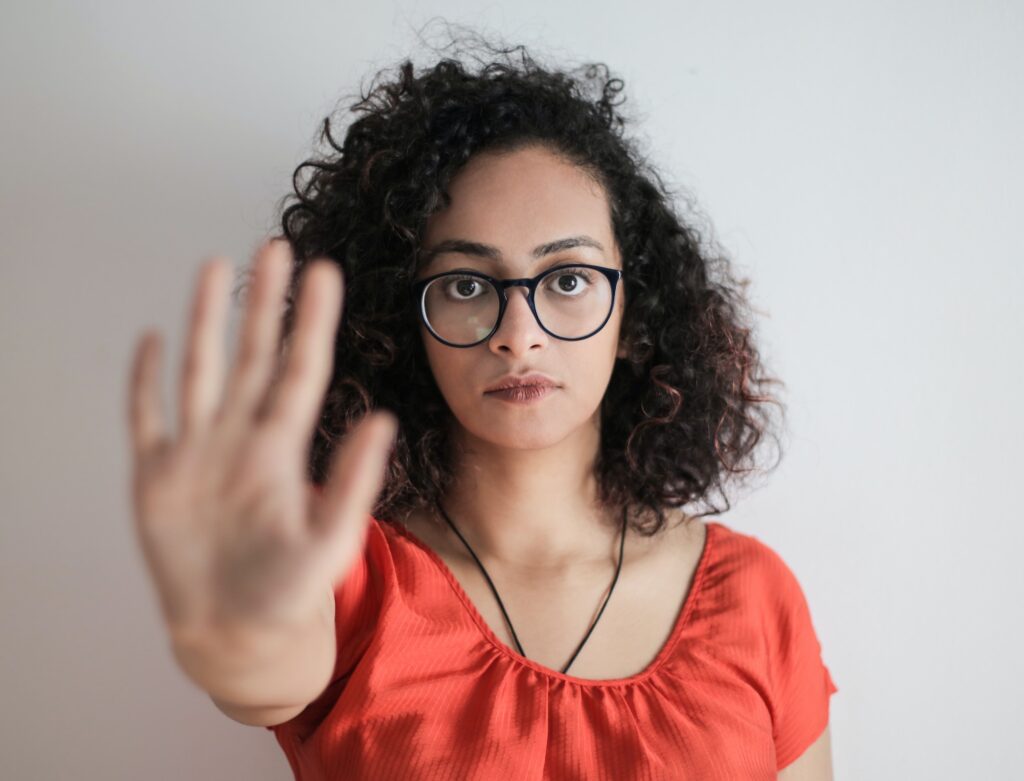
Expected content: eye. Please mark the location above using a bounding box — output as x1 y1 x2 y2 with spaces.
544 267 595 297
442 274 489 301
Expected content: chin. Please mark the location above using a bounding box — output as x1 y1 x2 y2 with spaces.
455 404 598 452
491 430 569 450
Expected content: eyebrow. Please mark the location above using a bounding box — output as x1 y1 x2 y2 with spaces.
419 235 606 266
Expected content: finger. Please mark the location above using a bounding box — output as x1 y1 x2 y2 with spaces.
128 330 168 460
263 259 343 440
179 257 232 439
309 411 398 579
219 239 293 430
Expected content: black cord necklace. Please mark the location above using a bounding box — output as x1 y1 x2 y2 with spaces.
433 499 628 675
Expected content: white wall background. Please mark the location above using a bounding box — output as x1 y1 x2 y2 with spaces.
2 1 1021 778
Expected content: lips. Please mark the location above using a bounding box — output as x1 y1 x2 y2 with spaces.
484 372 560 393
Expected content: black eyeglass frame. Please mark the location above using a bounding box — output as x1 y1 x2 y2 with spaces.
409 262 624 348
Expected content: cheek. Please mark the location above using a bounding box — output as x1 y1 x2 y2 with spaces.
422 337 475 399
564 339 618 400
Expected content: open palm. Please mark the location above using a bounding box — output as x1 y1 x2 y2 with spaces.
126 239 397 650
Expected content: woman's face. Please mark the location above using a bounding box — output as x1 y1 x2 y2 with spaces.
416 144 627 451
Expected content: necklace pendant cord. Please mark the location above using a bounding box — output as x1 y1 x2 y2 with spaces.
434 500 629 675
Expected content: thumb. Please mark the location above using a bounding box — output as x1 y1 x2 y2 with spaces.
310 410 398 583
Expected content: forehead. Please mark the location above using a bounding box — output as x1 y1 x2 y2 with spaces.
421 146 618 264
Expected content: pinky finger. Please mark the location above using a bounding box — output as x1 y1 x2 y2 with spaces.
128 331 169 460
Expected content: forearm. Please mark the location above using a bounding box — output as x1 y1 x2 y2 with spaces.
169 610 336 709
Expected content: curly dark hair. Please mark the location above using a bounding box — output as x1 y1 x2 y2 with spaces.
245 21 785 537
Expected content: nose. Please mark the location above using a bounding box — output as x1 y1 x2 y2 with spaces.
487 285 549 356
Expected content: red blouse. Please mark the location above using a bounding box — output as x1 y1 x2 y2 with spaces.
266 515 838 779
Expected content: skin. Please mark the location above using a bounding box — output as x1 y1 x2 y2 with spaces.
415 143 631 571
412 143 833 778
779 726 834 779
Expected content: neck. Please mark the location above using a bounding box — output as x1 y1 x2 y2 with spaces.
438 417 624 574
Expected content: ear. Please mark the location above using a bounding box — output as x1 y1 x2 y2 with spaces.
616 339 628 360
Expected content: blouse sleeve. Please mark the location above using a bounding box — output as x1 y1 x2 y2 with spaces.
263 484 386 737
759 544 839 771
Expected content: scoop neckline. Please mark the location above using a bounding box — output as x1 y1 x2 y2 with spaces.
387 516 717 688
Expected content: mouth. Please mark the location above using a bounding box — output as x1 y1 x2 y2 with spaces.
484 383 558 403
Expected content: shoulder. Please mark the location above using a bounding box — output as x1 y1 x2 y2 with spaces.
707 524 831 677
705 522 800 580
700 521 816 620
365 512 454 582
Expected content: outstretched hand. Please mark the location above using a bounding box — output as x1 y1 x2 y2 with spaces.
126 239 397 649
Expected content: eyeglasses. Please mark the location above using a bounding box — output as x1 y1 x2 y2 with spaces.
410 263 623 348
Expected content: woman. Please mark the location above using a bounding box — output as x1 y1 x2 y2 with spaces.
127 27 837 780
